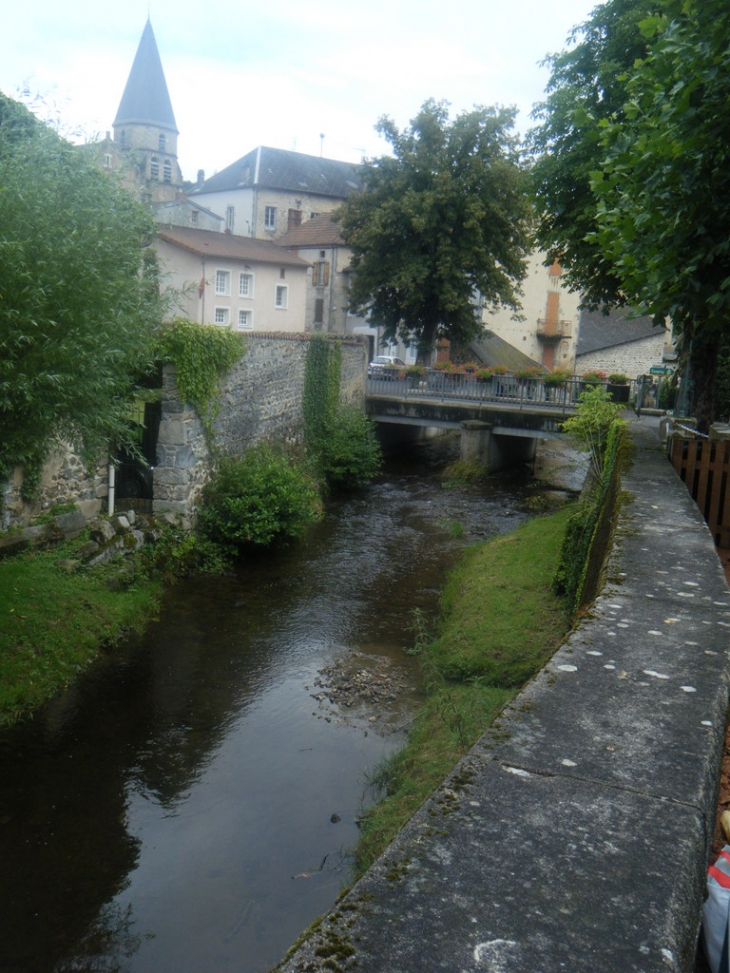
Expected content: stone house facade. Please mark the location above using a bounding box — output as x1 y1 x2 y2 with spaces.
574 308 673 379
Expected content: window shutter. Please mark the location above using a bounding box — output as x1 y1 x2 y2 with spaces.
311 263 318 287
323 262 330 286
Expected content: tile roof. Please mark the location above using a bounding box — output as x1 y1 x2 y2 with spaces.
155 226 309 267
576 307 664 355
192 146 361 199
276 212 346 248
113 20 178 133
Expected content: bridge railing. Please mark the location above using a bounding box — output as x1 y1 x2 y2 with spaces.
367 370 587 413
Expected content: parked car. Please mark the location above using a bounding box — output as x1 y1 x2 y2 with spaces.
368 355 406 378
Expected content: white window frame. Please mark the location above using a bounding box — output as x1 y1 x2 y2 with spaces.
215 269 231 296
239 272 254 298
238 309 254 330
226 206 235 232
214 307 230 327
275 284 288 309
264 206 277 231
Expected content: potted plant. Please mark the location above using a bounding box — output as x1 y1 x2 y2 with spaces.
405 364 425 389
607 372 630 403
544 367 573 402
475 367 495 383
581 370 608 385
515 366 543 381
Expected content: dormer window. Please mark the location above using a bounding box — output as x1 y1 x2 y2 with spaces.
159 133 166 152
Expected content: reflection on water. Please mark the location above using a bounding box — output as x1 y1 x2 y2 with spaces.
0 440 543 973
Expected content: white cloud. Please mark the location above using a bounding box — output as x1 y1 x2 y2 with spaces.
2 0 596 179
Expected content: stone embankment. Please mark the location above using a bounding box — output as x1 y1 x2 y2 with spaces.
278 415 730 973
0 507 185 568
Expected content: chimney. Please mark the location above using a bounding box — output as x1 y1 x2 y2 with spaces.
196 169 205 187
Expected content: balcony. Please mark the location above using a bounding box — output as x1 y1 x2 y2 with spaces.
536 317 572 341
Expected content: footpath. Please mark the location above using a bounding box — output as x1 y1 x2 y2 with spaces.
278 415 730 973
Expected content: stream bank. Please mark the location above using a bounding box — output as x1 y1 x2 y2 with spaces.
0 432 584 973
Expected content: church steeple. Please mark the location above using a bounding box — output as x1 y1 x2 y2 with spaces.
112 19 182 203
114 19 178 133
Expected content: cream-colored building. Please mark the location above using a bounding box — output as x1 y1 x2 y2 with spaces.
276 213 372 340
155 226 309 332
481 252 581 371
189 146 360 240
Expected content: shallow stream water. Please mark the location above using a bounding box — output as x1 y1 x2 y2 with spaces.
0 436 579 973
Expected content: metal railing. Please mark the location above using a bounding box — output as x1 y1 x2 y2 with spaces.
366 370 626 414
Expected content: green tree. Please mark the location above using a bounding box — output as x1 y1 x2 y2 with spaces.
588 0 730 429
528 0 654 306
0 94 162 487
340 99 531 353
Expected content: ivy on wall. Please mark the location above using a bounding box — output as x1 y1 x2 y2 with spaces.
554 419 631 617
303 334 341 448
160 319 246 447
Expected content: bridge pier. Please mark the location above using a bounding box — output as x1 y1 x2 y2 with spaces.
460 420 538 473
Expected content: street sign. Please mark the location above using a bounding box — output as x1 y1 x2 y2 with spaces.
649 366 672 375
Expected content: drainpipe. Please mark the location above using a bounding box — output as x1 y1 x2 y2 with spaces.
108 462 115 515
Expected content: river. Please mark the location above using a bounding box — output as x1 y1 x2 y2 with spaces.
0 435 579 973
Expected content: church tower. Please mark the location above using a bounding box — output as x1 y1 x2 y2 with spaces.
112 19 183 204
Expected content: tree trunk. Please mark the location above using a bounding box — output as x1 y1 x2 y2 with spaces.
691 332 719 434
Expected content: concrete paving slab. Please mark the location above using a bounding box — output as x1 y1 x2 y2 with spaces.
280 761 705 973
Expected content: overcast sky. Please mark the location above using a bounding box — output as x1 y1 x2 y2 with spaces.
2 0 597 181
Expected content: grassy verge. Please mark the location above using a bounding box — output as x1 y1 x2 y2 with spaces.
0 538 161 726
354 502 576 875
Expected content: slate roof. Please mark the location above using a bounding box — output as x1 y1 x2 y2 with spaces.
155 226 308 268
276 212 346 249
576 307 663 355
468 333 544 372
192 146 361 199
114 20 178 133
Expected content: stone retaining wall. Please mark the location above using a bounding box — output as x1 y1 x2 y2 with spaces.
2 333 368 527
153 332 367 517
1 445 107 531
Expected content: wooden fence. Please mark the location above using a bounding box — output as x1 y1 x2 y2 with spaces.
668 437 730 548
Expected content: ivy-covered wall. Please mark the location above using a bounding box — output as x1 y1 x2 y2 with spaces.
153 333 367 517
1 333 368 527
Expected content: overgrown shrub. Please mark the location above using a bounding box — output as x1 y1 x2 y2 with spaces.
199 444 322 551
554 419 631 616
561 384 623 482
318 406 382 490
303 335 382 491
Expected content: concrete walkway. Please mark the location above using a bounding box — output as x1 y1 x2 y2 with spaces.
278 415 730 973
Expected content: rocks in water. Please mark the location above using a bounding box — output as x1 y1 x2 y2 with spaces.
310 652 417 733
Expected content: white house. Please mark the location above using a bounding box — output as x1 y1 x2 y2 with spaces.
189 146 361 240
155 226 309 332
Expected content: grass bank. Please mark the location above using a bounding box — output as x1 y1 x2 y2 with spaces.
0 538 161 726
354 502 576 875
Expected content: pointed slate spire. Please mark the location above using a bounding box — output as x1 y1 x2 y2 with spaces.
113 19 178 133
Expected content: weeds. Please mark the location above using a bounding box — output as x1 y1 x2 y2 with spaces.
354 505 575 876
